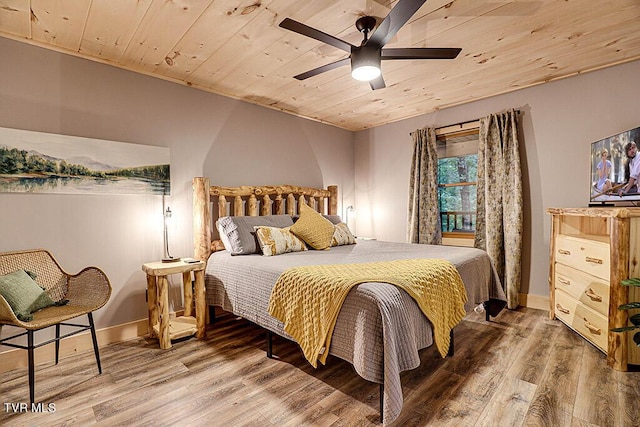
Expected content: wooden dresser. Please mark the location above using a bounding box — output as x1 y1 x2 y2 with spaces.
547 207 640 371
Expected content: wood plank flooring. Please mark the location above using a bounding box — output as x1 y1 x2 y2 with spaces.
1 307 639 426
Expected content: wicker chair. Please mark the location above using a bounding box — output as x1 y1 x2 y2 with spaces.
0 249 112 404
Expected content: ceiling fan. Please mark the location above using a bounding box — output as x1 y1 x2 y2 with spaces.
279 0 462 90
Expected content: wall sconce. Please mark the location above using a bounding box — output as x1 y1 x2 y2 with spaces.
345 205 356 224
162 198 179 263
344 205 356 232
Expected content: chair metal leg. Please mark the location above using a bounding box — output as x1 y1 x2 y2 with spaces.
88 313 102 374
27 330 35 405
55 324 61 365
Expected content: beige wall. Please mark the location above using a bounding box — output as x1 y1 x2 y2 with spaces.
0 37 355 342
353 59 640 300
2 33 639 347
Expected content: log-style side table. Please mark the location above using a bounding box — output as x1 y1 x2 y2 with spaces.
142 260 206 349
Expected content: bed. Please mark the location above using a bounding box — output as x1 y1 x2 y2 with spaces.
192 177 507 423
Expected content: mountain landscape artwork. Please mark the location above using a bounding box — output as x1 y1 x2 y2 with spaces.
0 127 170 195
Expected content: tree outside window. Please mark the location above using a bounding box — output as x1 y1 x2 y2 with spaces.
435 129 479 238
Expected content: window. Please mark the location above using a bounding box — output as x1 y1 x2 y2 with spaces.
436 123 479 240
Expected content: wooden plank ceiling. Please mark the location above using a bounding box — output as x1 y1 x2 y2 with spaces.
1 0 639 131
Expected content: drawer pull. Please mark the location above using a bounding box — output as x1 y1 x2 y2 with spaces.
558 249 571 255
584 288 602 302
583 318 601 335
585 256 603 265
556 303 570 315
557 276 571 286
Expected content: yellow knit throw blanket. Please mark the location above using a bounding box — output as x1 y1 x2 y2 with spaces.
268 258 468 368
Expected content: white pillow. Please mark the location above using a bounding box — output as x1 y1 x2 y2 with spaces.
331 222 357 246
216 219 234 252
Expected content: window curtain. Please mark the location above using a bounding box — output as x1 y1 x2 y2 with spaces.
474 109 523 309
407 128 442 244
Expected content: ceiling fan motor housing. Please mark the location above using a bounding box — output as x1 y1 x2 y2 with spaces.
351 45 382 81
355 16 377 37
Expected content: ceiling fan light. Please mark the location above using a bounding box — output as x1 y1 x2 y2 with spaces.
351 46 381 82
352 65 381 81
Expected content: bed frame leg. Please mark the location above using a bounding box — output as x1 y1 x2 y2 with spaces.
379 382 384 424
266 330 273 359
209 305 216 324
485 301 490 321
448 329 455 357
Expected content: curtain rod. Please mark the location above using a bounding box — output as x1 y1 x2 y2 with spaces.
409 119 477 136
409 110 521 136
440 119 479 129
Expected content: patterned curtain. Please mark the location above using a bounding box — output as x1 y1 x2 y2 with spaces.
474 109 523 309
407 128 442 244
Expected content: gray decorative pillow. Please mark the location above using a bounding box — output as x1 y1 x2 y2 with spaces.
217 215 295 255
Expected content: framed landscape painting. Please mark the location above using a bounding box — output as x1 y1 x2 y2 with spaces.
0 127 170 195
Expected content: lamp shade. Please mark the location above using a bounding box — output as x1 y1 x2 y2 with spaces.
351 46 381 82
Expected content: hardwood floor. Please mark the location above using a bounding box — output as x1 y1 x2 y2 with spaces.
1 307 639 426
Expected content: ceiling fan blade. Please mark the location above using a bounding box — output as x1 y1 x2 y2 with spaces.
367 0 426 48
294 57 351 80
280 18 355 53
369 75 386 90
382 47 462 60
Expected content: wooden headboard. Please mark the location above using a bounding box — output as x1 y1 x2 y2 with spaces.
193 177 338 261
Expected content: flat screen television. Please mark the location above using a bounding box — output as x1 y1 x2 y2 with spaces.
589 126 640 205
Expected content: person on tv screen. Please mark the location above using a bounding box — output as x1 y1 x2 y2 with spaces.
595 148 612 193
618 141 639 196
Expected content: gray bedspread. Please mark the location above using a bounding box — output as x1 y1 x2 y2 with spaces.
205 240 506 423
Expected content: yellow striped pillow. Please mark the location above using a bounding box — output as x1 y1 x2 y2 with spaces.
255 226 307 256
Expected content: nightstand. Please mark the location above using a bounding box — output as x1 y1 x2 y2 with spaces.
142 260 206 349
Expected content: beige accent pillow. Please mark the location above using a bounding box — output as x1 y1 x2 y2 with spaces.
255 226 308 256
289 202 335 250
331 222 357 246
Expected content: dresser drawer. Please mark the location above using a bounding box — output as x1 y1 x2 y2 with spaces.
554 289 608 351
555 235 610 281
554 263 610 316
